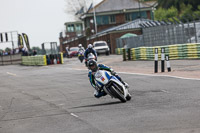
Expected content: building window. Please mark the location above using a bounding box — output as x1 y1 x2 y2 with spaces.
132 11 147 20
141 11 147 18
125 11 147 21
125 13 132 22
109 15 116 24
75 24 82 31
71 24 74 32
96 16 109 25
67 24 75 32
85 18 90 28
67 25 71 32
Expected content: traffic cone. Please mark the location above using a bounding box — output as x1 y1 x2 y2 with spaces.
57 57 60 64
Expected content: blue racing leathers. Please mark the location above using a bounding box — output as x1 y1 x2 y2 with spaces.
88 64 122 89
84 48 97 60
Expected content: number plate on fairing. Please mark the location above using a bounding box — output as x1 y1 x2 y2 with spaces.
95 70 109 84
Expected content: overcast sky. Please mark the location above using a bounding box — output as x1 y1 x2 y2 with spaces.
0 0 102 50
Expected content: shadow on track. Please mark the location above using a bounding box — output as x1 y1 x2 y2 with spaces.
71 101 122 109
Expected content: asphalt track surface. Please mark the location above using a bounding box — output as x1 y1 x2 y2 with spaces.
0 55 200 133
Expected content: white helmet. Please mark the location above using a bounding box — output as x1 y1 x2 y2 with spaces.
78 44 82 48
88 44 93 48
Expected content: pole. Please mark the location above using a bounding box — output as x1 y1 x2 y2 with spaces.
154 48 158 73
11 32 14 50
138 0 141 19
166 55 171 72
161 48 165 72
93 0 97 34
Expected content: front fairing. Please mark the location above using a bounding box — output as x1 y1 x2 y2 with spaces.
94 70 112 88
78 50 84 56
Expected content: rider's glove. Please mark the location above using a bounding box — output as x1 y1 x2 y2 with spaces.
110 69 116 75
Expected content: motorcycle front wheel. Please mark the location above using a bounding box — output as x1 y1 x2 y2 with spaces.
109 84 126 103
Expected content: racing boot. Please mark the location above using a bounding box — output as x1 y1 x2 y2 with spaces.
94 90 107 98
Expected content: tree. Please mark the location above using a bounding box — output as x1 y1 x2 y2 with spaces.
65 0 92 20
31 46 41 51
154 7 167 21
157 0 200 12
194 5 200 19
157 0 180 10
5 47 11 53
31 46 42 55
179 4 193 22
154 6 178 21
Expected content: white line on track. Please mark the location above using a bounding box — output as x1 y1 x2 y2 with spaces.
70 113 79 118
118 71 200 81
7 72 16 76
70 68 200 81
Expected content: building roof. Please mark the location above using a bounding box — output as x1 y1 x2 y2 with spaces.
90 18 153 38
64 21 83 25
88 0 157 13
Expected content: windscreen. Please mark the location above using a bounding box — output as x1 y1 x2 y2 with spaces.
94 43 106 47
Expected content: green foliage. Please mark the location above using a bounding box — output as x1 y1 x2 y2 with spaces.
179 4 197 22
180 3 193 17
194 5 200 18
155 0 200 22
5 47 11 52
155 6 178 21
30 46 43 55
154 8 166 20
31 46 41 51
157 0 200 11
166 6 178 18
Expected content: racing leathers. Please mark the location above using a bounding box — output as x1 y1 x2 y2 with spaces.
84 48 97 64
78 47 85 53
88 64 128 98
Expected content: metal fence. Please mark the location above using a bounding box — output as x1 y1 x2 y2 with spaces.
116 19 200 48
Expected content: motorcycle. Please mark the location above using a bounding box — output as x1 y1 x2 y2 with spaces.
78 50 84 63
85 53 96 67
94 69 131 102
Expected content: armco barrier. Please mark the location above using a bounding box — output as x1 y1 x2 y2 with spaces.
0 54 22 65
121 43 200 61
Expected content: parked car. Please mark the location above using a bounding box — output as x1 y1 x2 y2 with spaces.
69 47 79 58
93 41 110 55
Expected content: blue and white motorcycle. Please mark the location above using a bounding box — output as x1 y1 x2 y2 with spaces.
94 70 131 102
85 53 96 67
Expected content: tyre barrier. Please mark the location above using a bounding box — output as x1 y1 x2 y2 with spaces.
22 53 63 66
115 48 124 55
120 43 200 61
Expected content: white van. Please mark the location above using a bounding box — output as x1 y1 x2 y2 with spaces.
93 41 110 55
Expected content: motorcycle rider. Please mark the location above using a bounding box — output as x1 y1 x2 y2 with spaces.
84 44 97 66
78 44 85 52
78 44 85 62
88 59 130 98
